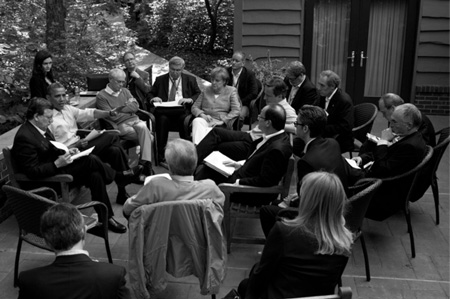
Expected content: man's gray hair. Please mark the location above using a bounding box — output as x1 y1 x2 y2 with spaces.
396 103 422 129
109 68 125 80
169 56 185 68
286 61 306 77
165 139 198 176
380 93 404 109
320 70 341 88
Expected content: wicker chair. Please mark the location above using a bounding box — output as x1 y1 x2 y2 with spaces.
286 286 352 299
345 178 382 281
219 156 295 253
358 145 434 258
2 185 113 287
349 103 378 157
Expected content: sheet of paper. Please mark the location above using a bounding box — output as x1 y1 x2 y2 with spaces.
154 101 182 108
203 151 236 177
50 141 70 153
345 157 361 169
71 146 95 160
84 129 104 142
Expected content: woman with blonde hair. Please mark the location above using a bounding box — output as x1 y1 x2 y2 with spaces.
190 67 241 144
238 171 353 299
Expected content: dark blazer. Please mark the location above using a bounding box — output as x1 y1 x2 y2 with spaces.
284 76 319 113
298 137 354 195
18 254 130 299
232 132 293 187
13 121 64 178
317 89 354 152
245 222 349 299
124 67 151 110
29 75 55 99
364 131 427 220
149 72 201 105
227 66 258 106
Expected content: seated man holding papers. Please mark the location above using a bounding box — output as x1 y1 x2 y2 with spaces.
195 104 293 206
123 139 224 218
47 82 143 204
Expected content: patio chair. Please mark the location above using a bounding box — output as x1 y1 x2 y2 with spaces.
358 145 434 258
219 156 295 253
286 286 352 299
246 79 264 129
348 103 378 157
2 185 112 287
128 199 226 299
345 178 382 281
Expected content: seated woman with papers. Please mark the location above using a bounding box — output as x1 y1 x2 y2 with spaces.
190 67 241 144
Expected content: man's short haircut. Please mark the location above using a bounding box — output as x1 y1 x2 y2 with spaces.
109 68 125 80
396 103 422 129
122 51 135 61
47 82 65 96
210 67 229 85
164 139 198 176
286 61 306 77
40 203 85 252
266 76 288 98
320 70 341 88
380 93 404 109
26 97 53 120
298 105 327 138
264 104 286 131
169 56 185 68
233 51 245 61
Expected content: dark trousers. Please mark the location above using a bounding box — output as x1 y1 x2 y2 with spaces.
60 155 116 217
85 131 129 172
154 107 189 158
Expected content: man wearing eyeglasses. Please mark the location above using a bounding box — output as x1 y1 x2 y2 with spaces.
148 56 201 163
96 68 154 176
284 61 319 113
123 52 152 111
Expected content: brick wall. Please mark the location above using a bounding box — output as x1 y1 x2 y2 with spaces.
414 86 450 116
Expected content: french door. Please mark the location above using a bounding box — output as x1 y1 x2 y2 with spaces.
303 0 420 104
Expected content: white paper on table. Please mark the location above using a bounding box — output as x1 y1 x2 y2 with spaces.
154 101 182 108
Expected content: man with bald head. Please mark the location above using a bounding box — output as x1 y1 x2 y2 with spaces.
96 68 154 175
284 61 319 112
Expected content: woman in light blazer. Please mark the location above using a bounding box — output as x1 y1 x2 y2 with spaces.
191 67 241 144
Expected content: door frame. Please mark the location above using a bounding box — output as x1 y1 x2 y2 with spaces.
302 0 421 104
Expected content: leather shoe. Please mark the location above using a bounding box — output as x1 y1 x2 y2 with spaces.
141 161 155 176
116 165 143 186
108 218 127 234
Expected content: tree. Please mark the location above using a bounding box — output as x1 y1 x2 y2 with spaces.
204 0 224 53
46 0 67 54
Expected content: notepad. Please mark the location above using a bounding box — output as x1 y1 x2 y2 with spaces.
203 151 244 177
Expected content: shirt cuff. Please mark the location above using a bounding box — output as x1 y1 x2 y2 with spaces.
377 139 390 146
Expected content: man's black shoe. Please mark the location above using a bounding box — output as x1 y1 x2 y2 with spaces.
116 165 143 186
108 218 127 234
142 161 155 176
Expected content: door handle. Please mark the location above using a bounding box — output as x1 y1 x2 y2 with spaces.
360 51 368 67
347 51 355 67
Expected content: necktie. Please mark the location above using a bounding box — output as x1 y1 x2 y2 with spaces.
45 129 55 141
168 78 177 102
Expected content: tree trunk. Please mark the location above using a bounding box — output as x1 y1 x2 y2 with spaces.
46 0 67 54
204 0 224 53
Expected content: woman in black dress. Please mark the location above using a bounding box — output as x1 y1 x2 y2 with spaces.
29 50 55 98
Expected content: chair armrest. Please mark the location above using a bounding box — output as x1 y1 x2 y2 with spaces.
28 187 59 201
15 173 73 183
219 183 283 194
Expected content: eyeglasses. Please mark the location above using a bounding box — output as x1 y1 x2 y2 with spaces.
169 67 183 73
294 121 305 127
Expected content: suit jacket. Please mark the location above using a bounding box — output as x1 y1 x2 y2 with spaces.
245 222 349 299
364 131 427 220
18 254 130 299
232 132 293 187
298 137 353 195
227 66 258 106
284 76 319 113
124 67 151 110
149 72 201 105
12 121 65 178
191 85 241 127
317 89 354 152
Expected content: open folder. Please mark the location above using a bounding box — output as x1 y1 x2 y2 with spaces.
50 141 95 160
203 151 245 178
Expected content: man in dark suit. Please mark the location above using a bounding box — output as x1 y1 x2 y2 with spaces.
259 105 359 236
227 51 258 122
353 103 427 220
316 70 354 153
148 56 201 162
123 51 152 110
12 98 135 233
18 203 130 299
195 104 293 205
284 61 319 113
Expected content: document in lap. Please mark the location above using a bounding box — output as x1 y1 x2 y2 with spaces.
204 151 244 178
84 129 120 142
50 141 95 160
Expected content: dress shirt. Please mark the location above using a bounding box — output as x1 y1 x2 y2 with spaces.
249 129 285 158
232 68 243 87
56 249 90 258
288 76 306 105
324 88 338 110
105 85 121 97
303 137 317 154
30 122 46 137
50 106 95 145
168 76 183 101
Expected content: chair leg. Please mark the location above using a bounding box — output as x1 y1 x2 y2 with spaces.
431 176 439 225
224 199 231 254
105 238 113 264
14 236 23 287
360 234 371 281
404 208 416 258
